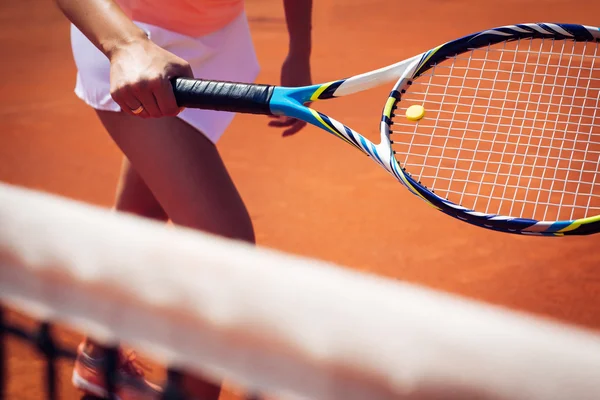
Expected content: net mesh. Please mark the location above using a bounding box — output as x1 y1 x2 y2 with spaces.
0 314 150 400
391 38 600 221
2 182 600 400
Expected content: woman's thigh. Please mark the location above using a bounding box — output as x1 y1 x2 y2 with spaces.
97 110 255 243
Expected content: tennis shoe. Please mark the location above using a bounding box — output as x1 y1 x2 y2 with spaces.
72 343 162 400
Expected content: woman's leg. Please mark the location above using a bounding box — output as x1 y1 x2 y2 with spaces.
83 109 255 400
99 110 255 242
80 157 170 359
113 157 170 222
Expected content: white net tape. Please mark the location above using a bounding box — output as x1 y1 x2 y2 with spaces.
1 182 600 400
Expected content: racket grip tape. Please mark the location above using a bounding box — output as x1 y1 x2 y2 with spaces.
171 78 274 115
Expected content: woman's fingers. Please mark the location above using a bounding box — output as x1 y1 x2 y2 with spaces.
153 78 181 117
268 115 309 136
131 80 162 118
112 86 147 118
108 40 194 118
159 62 194 116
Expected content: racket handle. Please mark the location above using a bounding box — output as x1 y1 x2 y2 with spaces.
171 78 274 115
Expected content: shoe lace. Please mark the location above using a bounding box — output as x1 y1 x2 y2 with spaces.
119 350 151 378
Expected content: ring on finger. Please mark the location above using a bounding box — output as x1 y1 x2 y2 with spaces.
131 105 144 115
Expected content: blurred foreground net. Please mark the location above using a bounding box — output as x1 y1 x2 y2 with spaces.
1 181 600 400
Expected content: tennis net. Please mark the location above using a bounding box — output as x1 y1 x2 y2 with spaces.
1 181 600 400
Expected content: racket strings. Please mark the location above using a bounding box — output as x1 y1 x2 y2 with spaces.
389 38 600 221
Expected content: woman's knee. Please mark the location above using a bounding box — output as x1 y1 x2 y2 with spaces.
173 200 256 244
114 157 169 222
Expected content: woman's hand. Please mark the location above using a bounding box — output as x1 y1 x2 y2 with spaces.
108 38 194 118
268 52 312 136
53 0 193 118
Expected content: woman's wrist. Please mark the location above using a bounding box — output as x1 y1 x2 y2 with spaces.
102 28 150 61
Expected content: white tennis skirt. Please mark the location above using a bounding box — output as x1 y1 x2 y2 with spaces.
70 11 260 143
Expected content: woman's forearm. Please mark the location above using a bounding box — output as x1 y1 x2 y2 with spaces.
54 0 148 59
282 0 312 57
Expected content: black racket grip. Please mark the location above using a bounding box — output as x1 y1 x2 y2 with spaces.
171 77 274 115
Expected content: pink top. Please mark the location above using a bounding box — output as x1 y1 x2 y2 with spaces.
116 0 245 37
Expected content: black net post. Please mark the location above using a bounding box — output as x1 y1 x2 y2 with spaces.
103 346 119 400
162 368 186 400
0 307 5 400
34 322 58 400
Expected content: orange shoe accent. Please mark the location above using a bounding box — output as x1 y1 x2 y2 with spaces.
72 344 163 400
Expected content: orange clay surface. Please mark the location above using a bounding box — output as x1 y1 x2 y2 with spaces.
2 0 600 399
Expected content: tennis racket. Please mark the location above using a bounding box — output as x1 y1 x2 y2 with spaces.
171 23 600 236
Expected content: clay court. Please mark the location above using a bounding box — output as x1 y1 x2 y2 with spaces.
2 0 600 398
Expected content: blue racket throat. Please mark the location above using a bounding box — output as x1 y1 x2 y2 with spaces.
269 86 317 120
271 85 373 152
172 23 600 236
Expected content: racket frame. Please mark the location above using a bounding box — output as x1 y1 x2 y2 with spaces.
173 23 600 236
